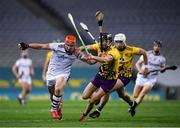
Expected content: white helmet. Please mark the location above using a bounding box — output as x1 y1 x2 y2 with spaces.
114 33 126 43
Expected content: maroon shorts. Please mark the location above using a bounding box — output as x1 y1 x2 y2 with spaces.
91 74 117 93
118 76 131 87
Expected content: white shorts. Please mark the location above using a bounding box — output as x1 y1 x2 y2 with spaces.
19 76 32 85
46 74 69 87
135 74 157 87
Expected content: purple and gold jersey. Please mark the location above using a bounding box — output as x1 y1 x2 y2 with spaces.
92 44 120 80
118 45 140 77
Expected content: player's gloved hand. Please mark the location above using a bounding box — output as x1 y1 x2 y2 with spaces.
18 42 29 50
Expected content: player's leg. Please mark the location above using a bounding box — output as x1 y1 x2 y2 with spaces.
89 94 110 118
129 85 153 117
133 84 142 98
80 87 106 121
128 75 144 116
48 85 55 102
82 82 98 100
18 82 25 105
128 84 142 117
18 81 31 105
47 80 59 119
89 78 125 119
50 76 68 120
89 78 124 118
133 77 156 109
135 85 153 105
116 77 132 106
117 88 132 106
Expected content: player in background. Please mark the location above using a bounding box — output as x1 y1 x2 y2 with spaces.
18 35 95 120
89 33 148 118
79 33 123 121
129 41 166 117
42 51 53 82
12 50 34 105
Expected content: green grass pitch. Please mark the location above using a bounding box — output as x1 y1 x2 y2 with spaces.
0 100 180 127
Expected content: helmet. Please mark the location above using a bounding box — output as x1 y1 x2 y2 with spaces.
64 35 76 45
114 33 126 43
101 33 112 42
153 40 162 47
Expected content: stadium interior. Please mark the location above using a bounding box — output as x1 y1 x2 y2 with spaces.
0 0 180 127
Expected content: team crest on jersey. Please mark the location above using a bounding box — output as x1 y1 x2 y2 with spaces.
120 57 124 62
58 44 64 48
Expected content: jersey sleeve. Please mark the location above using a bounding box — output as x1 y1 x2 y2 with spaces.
15 60 20 67
49 43 59 51
139 55 144 61
132 47 140 54
161 57 166 67
92 43 100 51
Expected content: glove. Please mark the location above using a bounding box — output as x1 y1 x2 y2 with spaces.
18 42 29 50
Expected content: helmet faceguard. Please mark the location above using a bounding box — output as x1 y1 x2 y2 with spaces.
114 33 126 51
100 33 112 51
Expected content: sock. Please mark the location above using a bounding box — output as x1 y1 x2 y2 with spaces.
18 94 24 99
51 95 62 111
129 101 133 106
83 112 87 116
132 101 138 109
97 105 104 112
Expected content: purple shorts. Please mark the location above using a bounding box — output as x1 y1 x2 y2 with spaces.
91 74 117 93
118 76 131 87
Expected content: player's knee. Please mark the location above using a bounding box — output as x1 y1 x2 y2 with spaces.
118 92 124 98
133 94 138 98
89 98 96 104
82 94 89 100
55 88 61 94
26 90 30 94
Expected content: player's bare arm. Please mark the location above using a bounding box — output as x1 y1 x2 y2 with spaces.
138 48 148 75
90 54 113 63
135 58 144 74
12 64 19 79
18 42 50 50
30 66 34 78
160 65 166 73
42 58 50 81
28 43 50 50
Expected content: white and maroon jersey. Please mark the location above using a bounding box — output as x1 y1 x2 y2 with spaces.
15 58 32 77
139 50 166 78
46 43 77 80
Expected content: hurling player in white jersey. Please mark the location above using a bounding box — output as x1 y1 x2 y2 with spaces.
12 50 34 105
18 35 95 120
129 41 166 117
